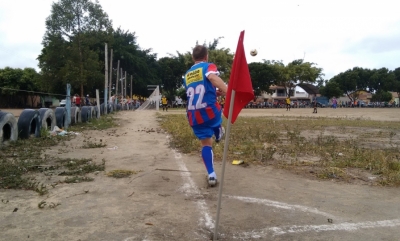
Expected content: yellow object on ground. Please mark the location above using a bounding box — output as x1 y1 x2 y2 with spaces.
232 160 244 165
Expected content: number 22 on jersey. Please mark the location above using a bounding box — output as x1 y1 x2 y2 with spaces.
187 84 207 110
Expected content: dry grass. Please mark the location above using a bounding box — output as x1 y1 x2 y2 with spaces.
159 114 400 186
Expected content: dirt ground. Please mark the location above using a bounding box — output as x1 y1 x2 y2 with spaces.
1 107 400 241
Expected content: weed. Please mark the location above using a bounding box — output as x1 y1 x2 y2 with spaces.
82 141 106 149
64 176 94 183
107 169 139 178
68 115 116 131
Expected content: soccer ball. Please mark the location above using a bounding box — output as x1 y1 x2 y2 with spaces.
250 49 258 56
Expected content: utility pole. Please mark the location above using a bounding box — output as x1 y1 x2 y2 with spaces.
104 43 108 114
108 49 113 100
115 60 120 105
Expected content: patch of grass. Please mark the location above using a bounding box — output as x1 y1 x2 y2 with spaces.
107 169 139 178
57 158 105 175
159 114 400 186
82 141 106 149
68 114 116 131
0 114 114 195
64 176 94 183
0 133 73 194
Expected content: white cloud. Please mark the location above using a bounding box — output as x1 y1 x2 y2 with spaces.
1 0 400 79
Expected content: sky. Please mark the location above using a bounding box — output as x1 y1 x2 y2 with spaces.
1 0 400 80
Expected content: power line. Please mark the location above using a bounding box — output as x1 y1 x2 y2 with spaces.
0 87 107 100
0 87 66 97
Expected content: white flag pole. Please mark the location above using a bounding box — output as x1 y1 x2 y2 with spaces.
213 89 236 241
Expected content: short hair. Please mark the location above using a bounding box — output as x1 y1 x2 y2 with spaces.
192 45 208 61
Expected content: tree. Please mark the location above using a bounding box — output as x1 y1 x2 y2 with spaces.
330 69 359 102
40 0 112 97
109 28 160 98
368 68 392 92
0 67 41 108
158 57 186 96
0 67 23 95
319 80 343 99
248 62 275 96
20 68 41 107
371 90 392 102
286 59 324 97
390 67 400 103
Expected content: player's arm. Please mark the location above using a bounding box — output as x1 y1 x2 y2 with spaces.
207 73 227 95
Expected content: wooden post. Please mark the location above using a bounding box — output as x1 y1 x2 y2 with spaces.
96 89 100 118
104 43 108 115
115 60 120 105
124 71 127 99
130 75 133 99
120 68 123 97
108 49 113 100
66 84 71 130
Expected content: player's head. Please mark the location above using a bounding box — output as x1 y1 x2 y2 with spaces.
192 45 208 62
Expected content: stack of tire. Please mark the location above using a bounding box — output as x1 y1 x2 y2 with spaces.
0 105 103 147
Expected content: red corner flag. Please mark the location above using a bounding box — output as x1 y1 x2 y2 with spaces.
223 30 254 124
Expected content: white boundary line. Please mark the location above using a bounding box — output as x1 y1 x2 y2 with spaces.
236 218 400 239
168 137 400 239
226 195 337 219
172 149 214 231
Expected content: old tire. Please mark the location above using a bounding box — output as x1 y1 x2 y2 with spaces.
81 106 91 123
90 106 96 119
100 103 105 115
55 107 68 129
38 108 56 131
108 104 113 113
0 111 18 145
17 109 41 139
71 107 81 125
94 106 100 119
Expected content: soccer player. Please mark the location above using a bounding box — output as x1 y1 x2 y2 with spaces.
313 98 318 113
285 96 291 111
183 45 227 187
161 96 168 111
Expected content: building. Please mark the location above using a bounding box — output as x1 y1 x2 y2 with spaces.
259 85 316 102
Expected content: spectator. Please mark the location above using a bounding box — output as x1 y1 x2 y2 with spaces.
85 95 90 106
76 95 81 107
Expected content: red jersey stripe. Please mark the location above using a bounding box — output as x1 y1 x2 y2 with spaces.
205 107 215 119
188 112 194 126
194 110 204 125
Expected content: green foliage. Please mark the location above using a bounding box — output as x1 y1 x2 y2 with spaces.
248 62 276 96
158 57 186 95
176 87 187 101
371 90 392 102
330 67 399 101
319 80 343 99
110 28 160 98
39 0 112 96
0 67 24 95
248 59 323 97
0 67 42 108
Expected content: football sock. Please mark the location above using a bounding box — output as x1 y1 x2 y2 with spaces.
213 126 222 141
202 146 216 178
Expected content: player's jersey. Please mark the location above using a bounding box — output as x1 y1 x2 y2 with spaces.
161 97 167 105
183 62 221 126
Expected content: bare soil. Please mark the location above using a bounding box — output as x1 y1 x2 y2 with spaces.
1 108 400 241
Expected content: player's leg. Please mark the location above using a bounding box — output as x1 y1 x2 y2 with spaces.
192 125 218 187
213 125 225 143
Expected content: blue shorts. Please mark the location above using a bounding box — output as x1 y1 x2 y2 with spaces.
192 117 222 140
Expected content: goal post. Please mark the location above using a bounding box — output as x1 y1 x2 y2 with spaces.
137 85 160 111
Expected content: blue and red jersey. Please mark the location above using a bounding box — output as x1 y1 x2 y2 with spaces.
183 62 221 126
